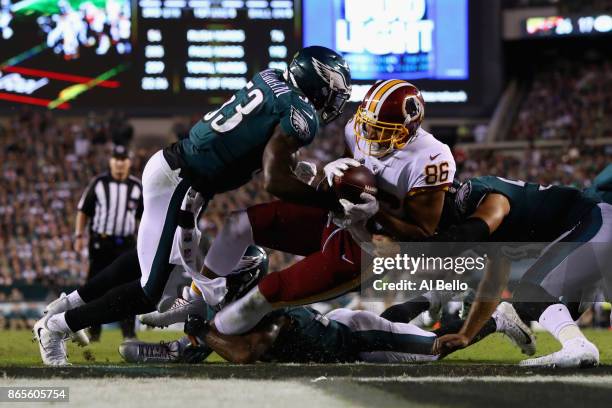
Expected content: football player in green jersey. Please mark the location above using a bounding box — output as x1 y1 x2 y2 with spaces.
34 46 353 366
433 175 612 368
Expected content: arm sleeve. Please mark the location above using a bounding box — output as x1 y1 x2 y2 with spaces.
77 178 98 217
277 94 319 147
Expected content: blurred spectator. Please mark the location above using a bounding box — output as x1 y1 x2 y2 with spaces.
0 109 154 294
454 145 610 188
512 57 612 143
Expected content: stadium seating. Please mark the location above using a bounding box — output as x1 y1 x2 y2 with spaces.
512 58 612 141
0 110 151 302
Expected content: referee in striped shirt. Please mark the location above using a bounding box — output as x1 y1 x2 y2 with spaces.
74 145 143 341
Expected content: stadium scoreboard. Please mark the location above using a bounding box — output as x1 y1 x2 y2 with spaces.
0 0 501 116
0 0 300 110
137 0 298 100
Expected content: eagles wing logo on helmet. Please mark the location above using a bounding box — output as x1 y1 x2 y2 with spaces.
290 107 311 141
234 255 263 273
311 57 350 92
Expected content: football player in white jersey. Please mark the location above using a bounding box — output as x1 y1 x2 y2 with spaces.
141 80 458 336
341 79 456 240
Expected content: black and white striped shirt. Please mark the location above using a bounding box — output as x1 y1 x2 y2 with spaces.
77 173 143 237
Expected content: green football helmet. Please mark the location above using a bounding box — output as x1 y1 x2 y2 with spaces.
286 46 352 124
222 245 269 308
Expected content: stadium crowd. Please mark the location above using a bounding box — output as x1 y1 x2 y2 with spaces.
512 57 612 142
0 109 147 299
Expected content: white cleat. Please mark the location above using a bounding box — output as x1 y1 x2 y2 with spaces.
33 319 70 366
139 295 206 328
70 329 90 347
495 302 536 356
43 293 89 347
519 337 599 368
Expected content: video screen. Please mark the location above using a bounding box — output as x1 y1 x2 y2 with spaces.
0 0 132 109
0 0 499 115
302 0 469 81
0 0 299 110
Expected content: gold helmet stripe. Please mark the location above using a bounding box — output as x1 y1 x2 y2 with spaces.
366 79 404 114
364 80 391 111
374 82 412 117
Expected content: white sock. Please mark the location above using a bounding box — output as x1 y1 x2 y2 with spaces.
182 285 198 302
67 291 85 308
46 312 71 334
191 275 227 307
538 304 585 345
213 286 272 335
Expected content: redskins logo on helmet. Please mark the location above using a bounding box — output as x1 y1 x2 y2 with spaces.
354 79 425 157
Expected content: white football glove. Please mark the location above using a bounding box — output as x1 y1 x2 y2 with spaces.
293 161 317 185
340 192 379 224
323 157 361 186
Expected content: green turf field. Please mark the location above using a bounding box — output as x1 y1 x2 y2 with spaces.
2 329 611 408
1 328 611 366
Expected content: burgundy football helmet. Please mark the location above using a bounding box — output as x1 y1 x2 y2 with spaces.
354 79 425 156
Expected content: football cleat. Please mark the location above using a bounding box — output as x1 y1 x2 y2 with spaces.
139 294 206 328
519 337 599 368
70 329 90 347
426 290 457 322
494 302 536 356
119 340 181 363
42 293 89 347
119 337 212 364
33 319 70 366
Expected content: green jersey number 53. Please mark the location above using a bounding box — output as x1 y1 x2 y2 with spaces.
204 81 264 133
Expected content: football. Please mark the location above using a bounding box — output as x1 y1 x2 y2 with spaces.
333 165 378 203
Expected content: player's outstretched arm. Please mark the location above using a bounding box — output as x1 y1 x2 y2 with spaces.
263 125 339 210
204 316 286 364
433 194 511 354
434 257 511 354
375 189 447 240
